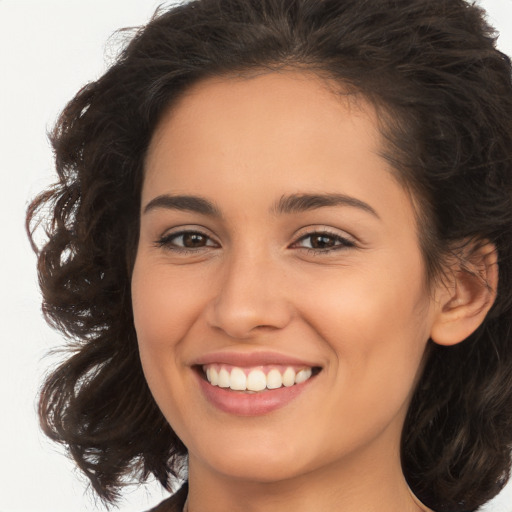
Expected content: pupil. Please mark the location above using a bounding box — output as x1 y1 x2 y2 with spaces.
312 235 333 248
183 233 205 247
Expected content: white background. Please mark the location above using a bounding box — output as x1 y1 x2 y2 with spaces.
1 1 512 511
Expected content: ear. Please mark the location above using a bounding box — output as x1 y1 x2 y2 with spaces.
430 241 498 346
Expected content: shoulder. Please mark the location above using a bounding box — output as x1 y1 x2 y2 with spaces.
145 484 188 512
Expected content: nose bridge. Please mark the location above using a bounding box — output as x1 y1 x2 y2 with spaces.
207 243 291 338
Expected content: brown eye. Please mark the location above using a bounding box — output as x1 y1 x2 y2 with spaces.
156 230 218 251
181 232 209 247
293 231 355 252
309 234 338 249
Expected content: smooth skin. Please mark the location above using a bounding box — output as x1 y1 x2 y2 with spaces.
131 71 496 512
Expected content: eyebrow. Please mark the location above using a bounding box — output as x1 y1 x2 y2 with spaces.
271 193 380 218
143 194 221 217
143 192 379 219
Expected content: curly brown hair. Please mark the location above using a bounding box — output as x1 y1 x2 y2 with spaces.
27 1 512 510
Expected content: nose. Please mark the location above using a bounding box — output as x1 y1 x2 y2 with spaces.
206 250 293 339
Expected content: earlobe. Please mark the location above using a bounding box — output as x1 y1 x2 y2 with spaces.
430 242 498 347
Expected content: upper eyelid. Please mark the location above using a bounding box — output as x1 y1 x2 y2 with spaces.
155 225 357 248
291 233 355 249
295 232 351 242
168 231 216 242
159 225 217 239
156 227 220 249
291 226 357 243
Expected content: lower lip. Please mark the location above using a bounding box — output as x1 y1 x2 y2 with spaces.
196 372 314 416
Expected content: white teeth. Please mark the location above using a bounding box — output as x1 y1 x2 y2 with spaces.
209 367 219 386
266 369 283 389
246 369 267 391
218 368 230 388
203 365 315 391
282 367 296 387
229 367 247 391
295 368 312 384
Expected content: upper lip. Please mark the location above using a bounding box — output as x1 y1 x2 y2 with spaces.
192 350 321 368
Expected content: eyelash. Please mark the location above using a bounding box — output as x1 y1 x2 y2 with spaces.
155 229 356 254
292 230 356 254
155 230 218 254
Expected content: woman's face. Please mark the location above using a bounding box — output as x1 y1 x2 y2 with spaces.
132 71 440 484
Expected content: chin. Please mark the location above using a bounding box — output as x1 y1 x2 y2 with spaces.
187 431 319 483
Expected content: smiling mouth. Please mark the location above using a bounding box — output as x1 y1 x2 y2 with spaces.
199 364 322 393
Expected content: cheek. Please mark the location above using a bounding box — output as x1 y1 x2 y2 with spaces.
130 256 209 419
298 257 430 349
295 256 431 413
131 257 207 349
131 256 209 431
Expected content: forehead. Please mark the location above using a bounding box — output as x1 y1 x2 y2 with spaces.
144 71 387 193
141 70 422 271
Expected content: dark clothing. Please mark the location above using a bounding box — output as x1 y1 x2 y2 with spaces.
147 484 188 512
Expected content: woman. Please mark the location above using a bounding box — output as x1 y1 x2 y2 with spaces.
27 0 512 511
